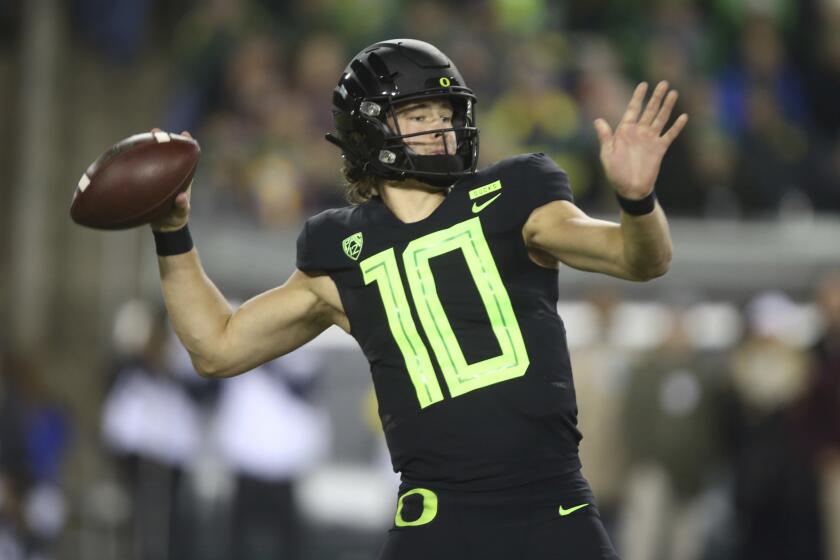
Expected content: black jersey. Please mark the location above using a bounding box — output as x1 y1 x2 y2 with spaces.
297 153 582 491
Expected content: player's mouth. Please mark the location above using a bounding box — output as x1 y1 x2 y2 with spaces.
407 145 449 156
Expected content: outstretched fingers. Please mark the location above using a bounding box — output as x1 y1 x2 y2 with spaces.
620 82 649 125
662 113 689 145
640 81 669 126
593 118 614 148
652 89 679 134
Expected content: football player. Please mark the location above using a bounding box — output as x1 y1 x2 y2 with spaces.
152 39 687 559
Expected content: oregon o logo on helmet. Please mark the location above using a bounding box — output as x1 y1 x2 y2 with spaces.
439 77 451 87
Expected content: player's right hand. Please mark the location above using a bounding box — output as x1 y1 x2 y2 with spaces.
150 128 193 232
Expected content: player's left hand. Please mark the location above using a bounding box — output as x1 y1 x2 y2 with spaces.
593 81 688 199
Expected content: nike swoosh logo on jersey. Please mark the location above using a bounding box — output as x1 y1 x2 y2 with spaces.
558 503 589 517
471 193 501 213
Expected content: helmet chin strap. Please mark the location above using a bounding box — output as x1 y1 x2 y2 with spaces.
407 154 465 187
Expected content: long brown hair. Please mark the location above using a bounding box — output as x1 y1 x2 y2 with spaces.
341 160 383 204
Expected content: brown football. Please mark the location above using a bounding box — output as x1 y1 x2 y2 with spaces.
70 131 201 230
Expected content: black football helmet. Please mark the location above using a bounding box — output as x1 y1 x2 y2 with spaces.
326 39 479 189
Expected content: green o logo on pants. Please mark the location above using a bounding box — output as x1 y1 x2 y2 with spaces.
395 488 438 527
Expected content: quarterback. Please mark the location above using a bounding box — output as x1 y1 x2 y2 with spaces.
152 39 686 559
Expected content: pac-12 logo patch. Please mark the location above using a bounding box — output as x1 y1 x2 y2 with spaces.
342 232 364 261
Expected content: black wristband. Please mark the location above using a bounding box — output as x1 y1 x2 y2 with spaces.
153 224 193 256
616 190 657 216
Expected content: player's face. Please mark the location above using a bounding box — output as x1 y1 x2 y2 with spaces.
392 99 457 156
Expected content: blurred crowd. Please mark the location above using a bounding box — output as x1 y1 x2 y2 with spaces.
572 271 840 560
65 0 840 226
0 354 69 560
96 301 331 560
0 299 333 560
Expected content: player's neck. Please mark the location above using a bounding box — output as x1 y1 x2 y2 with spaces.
380 180 449 224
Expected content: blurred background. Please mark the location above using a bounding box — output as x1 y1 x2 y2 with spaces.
1 0 840 558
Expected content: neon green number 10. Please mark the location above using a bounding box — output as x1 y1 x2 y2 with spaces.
360 217 529 408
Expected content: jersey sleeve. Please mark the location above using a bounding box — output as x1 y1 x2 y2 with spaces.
296 210 344 273
295 218 318 272
522 152 574 209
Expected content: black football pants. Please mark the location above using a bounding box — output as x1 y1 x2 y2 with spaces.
379 469 620 560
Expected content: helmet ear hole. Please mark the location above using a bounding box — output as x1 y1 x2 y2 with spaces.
359 119 387 151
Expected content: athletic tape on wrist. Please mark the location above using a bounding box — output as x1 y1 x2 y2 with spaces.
153 224 193 256
616 190 657 216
